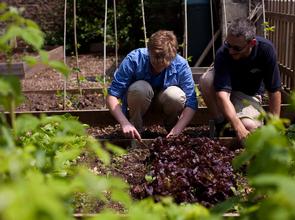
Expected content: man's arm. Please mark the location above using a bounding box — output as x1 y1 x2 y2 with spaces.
268 90 281 116
216 91 249 140
106 95 141 141
167 107 195 137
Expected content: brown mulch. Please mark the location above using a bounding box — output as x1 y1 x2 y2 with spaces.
17 92 105 111
21 54 120 91
3 51 207 111
1 52 119 111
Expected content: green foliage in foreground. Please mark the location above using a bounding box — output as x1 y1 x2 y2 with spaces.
0 112 219 220
3 2 295 220
0 113 133 220
215 103 295 220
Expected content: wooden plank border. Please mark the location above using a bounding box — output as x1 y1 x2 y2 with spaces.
0 46 64 78
4 104 294 127
0 62 25 78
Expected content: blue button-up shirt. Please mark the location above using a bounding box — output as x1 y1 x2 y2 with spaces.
108 48 197 114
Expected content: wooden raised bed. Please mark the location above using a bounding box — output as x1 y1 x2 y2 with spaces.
5 104 294 127
0 46 64 78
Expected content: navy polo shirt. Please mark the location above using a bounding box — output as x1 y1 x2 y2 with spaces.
214 36 281 96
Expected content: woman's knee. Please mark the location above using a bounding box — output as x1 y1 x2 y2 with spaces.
127 80 154 101
159 86 186 114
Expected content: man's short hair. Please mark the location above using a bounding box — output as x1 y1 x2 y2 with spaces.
228 18 256 41
147 30 178 63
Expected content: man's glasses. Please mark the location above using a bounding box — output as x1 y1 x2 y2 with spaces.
224 40 249 52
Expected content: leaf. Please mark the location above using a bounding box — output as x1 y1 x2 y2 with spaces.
0 126 15 149
73 168 109 197
59 119 86 136
0 3 7 11
0 76 23 110
48 60 71 77
24 19 40 29
39 50 49 64
145 175 155 183
20 27 44 50
0 79 12 96
0 25 21 44
252 175 295 194
23 55 37 66
15 115 39 136
54 148 81 171
111 188 132 208
1 76 22 96
87 137 111 165
211 196 240 214
94 145 111 165
104 142 126 156
232 151 253 170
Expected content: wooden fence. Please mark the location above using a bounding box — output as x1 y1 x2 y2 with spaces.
265 0 295 92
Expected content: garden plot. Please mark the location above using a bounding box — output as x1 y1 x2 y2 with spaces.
75 127 246 214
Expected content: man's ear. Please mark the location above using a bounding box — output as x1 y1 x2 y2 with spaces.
250 38 257 47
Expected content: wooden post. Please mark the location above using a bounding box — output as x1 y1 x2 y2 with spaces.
293 29 295 90
220 0 248 41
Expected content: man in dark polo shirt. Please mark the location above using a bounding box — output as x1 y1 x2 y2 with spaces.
199 18 281 140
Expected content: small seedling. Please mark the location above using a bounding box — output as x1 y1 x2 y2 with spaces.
145 174 156 183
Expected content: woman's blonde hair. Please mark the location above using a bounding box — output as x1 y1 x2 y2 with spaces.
147 30 178 64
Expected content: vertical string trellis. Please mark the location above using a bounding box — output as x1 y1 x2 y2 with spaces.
103 0 108 86
183 0 188 59
113 0 118 69
262 0 267 38
63 0 67 109
222 0 228 37
141 0 147 48
209 0 215 61
73 0 82 95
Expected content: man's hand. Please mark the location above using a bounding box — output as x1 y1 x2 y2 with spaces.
235 125 250 141
121 122 142 141
216 91 250 141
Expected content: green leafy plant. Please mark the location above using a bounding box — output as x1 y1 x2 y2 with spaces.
144 174 156 183
55 92 82 109
186 56 193 63
0 4 132 219
213 96 295 219
262 22 275 35
96 75 111 108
